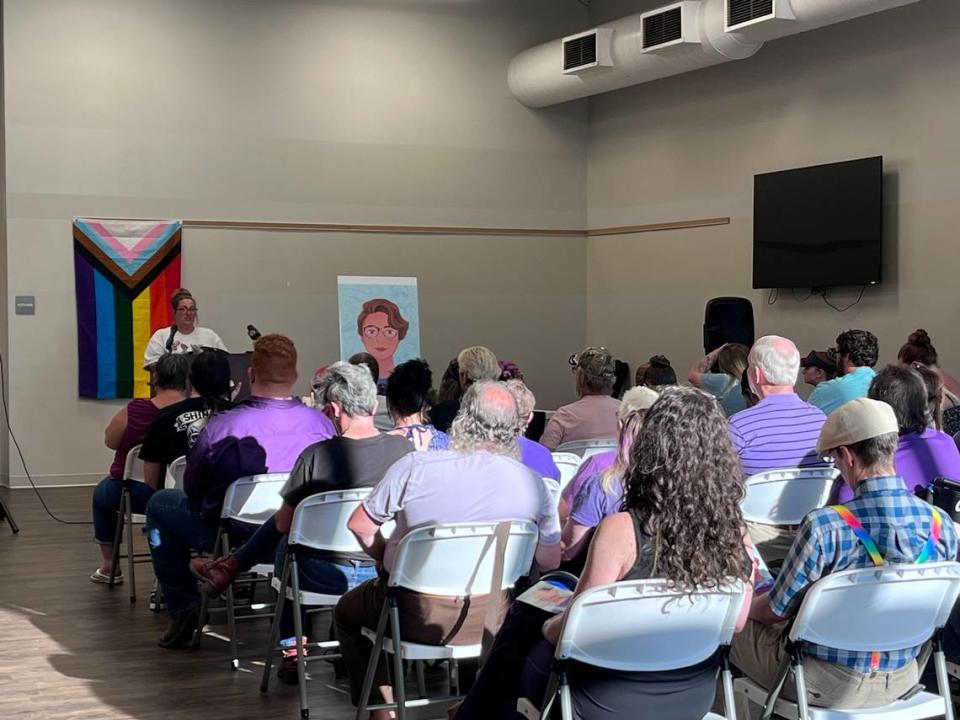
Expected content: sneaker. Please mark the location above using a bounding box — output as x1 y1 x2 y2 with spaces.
90 568 122 585
190 555 240 597
149 588 166 613
277 637 308 685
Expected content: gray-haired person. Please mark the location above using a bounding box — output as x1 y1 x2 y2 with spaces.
191 361 414 683
335 381 562 714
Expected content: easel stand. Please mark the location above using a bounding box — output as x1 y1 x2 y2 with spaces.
0 494 19 534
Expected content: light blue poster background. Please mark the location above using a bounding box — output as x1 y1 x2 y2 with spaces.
337 276 421 369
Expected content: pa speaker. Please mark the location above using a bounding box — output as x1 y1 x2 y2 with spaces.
704 297 754 354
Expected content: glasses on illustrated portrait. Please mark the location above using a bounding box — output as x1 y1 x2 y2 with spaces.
362 326 399 339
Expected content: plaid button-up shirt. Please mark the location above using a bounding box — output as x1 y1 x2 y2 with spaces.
768 475 958 671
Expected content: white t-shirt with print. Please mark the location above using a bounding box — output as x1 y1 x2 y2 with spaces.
143 326 227 368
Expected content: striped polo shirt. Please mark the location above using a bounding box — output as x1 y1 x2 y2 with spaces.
729 393 829 478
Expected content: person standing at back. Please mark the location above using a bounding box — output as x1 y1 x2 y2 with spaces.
540 346 621 451
808 329 878 415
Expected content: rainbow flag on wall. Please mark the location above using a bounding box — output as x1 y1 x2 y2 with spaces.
73 219 183 399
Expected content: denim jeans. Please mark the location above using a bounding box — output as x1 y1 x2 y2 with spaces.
231 514 283 572
146 489 218 616
274 536 377 639
91 477 156 544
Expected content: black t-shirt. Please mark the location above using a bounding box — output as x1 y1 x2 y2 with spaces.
139 397 211 467
280 433 414 563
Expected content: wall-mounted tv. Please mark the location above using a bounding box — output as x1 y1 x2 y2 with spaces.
752 156 883 289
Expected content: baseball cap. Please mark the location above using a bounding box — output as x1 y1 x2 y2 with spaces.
569 346 616 378
816 397 899 456
800 350 838 374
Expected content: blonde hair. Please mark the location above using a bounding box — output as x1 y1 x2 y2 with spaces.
717 344 749 393
601 410 647 495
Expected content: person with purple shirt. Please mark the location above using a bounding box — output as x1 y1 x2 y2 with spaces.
146 334 335 648
505 379 560 483
834 364 960 503
561 386 658 570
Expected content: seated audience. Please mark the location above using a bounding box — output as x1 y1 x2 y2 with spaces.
430 346 500 432
89 353 191 584
914 363 946 430
611 358 631 399
898 329 960 435
561 386 657 570
541 346 620 450
498 359 524 381
385 358 449 451
193 361 414 681
729 336 829 562
455 386 756 720
505 379 560 483
335 381 562 716
689 343 749 416
349 351 392 431
733 398 958 709
145 334 335 648
808 329 878 415
635 354 677 389
832 365 960 502
140 350 233 489
800 349 838 388
740 367 759 408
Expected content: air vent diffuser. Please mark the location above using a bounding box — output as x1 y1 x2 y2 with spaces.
640 2 701 53
561 28 613 74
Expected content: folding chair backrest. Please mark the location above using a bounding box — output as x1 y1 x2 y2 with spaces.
165 455 187 490
288 488 372 554
551 452 582 495
788 561 960 652
556 579 747 672
388 521 539 596
123 444 146 483
555 439 617 460
219 473 290 525
740 467 838 526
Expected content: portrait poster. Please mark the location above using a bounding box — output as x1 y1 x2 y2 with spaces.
337 276 421 382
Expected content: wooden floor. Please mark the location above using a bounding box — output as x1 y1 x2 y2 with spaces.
0 487 447 720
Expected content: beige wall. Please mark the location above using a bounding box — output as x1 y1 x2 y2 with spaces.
2 0 589 486
586 0 960 395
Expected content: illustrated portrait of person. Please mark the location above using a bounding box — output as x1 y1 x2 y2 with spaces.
356 298 409 380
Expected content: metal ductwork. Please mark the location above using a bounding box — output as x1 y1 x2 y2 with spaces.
507 0 925 108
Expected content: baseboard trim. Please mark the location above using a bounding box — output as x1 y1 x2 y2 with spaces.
7 473 103 489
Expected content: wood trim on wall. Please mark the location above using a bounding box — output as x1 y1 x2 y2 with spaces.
82 216 730 238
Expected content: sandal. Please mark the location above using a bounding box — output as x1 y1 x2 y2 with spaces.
90 568 123 585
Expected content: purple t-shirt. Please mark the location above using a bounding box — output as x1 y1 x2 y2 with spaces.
561 450 616 507
728 394 829 478
519 437 560 481
570 470 624 528
183 396 335 516
363 449 562 572
836 428 960 503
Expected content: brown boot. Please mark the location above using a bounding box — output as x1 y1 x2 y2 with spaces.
190 555 240 597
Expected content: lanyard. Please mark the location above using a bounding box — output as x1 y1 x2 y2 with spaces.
829 504 943 668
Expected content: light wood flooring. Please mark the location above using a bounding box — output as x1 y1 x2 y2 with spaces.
0 486 448 720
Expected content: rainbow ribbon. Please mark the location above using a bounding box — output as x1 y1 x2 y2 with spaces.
829 504 943 669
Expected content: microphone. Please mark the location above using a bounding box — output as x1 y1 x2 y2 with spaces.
247 324 262 342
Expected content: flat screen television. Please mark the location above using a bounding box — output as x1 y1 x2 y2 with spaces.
752 156 883 289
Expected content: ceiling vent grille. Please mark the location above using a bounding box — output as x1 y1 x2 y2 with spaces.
561 28 614 74
725 0 795 33
640 2 701 53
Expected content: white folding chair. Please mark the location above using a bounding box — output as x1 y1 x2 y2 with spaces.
551 452 583 496
741 467 839 527
260 488 372 719
734 562 960 720
164 455 187 490
192 472 289 668
517 579 747 720
355 521 540 720
108 443 150 603
555 438 617 460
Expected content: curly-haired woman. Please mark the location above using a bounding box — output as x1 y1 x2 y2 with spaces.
455 386 759 720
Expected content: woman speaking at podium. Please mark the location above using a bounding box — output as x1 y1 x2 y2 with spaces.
143 288 227 369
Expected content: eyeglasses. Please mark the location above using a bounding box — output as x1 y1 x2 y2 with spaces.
362 326 398 339
176 306 198 314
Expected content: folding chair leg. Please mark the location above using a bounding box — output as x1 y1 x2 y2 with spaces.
793 658 809 720
125 492 136 603
355 603 390 720
109 491 125 588
539 672 560 719
558 671 573 720
759 653 793 720
261 556 291 694
389 597 407 720
290 556 310 720
220 533 239 671
720 650 736 720
451 658 460 696
193 592 210 650
415 661 426 698
934 638 955 720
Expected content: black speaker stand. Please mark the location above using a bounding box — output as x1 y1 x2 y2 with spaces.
0 493 19 534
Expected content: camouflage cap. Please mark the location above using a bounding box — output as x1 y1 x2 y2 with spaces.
571 346 616 378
